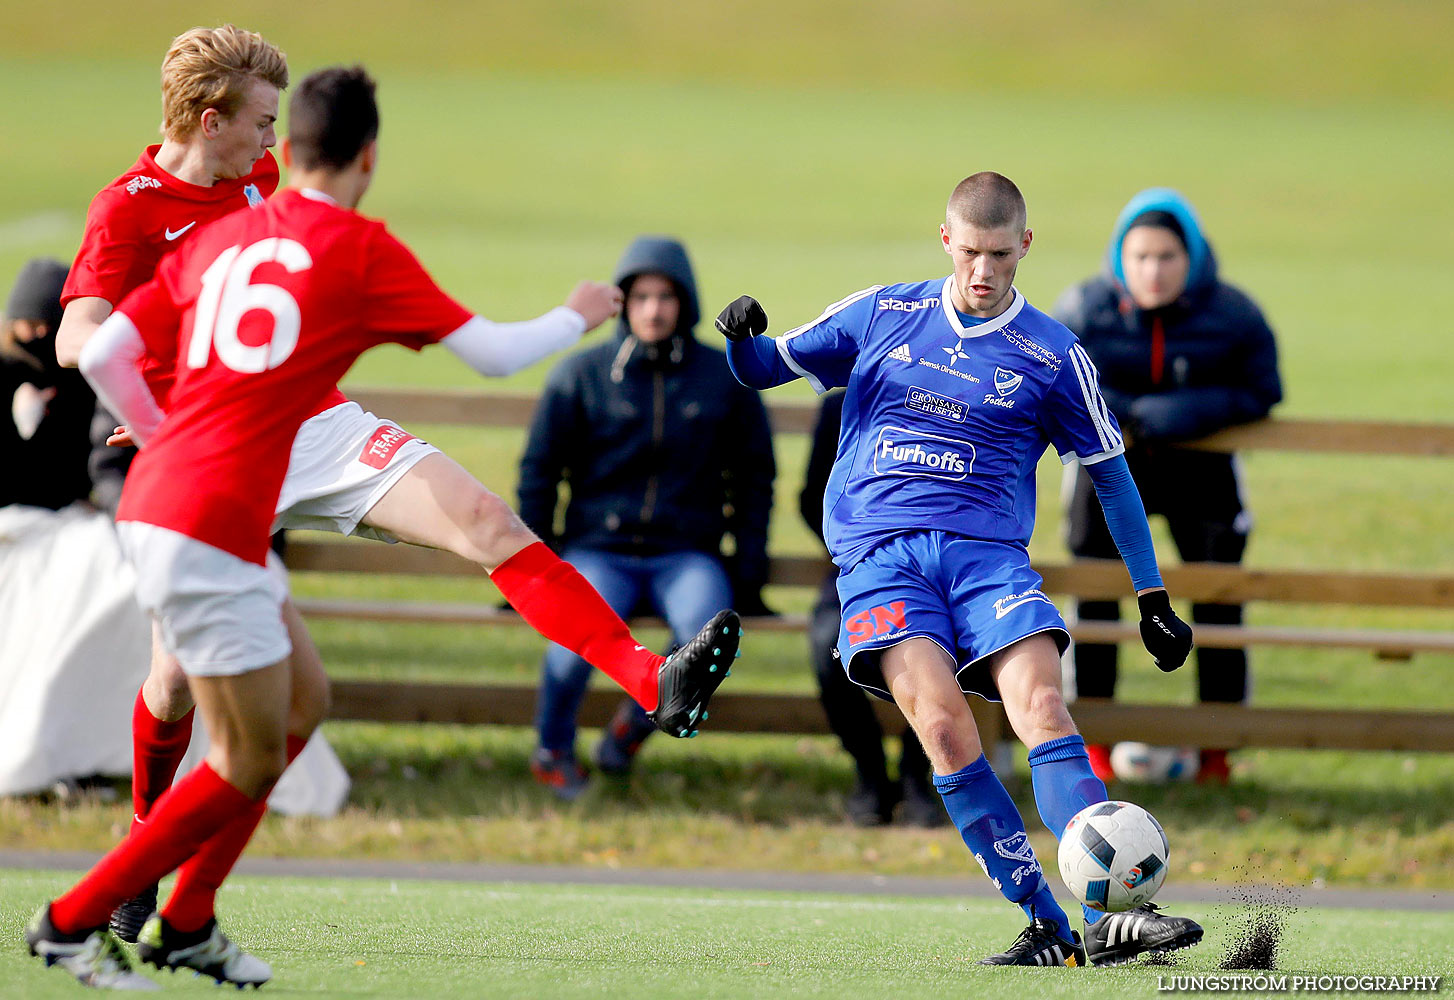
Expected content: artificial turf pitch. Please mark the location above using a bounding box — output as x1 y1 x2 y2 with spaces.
4 868 1449 998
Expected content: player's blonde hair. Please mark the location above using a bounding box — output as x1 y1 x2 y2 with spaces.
160 25 288 142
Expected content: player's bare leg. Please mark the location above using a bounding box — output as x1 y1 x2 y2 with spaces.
880 638 982 772
115 597 323 941
132 656 308 988
31 657 292 990
879 637 1081 966
991 633 1203 964
987 634 1078 751
361 453 739 735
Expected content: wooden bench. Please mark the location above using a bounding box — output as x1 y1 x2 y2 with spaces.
288 389 1454 753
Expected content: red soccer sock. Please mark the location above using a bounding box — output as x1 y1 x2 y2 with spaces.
50 763 254 934
160 734 308 932
130 687 196 827
491 542 666 710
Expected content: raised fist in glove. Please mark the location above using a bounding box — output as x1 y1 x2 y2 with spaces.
715 295 768 341
1137 589 1194 672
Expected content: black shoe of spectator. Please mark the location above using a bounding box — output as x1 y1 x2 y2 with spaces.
594 700 656 776
898 777 947 828
845 778 898 826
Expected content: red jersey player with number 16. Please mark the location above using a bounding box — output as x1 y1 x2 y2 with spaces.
25 66 741 991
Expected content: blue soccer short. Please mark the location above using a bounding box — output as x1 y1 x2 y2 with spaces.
835 530 1071 703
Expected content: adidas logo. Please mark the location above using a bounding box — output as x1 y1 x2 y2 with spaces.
887 344 913 363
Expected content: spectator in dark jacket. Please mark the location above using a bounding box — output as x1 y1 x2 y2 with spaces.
1 258 97 511
519 236 775 797
1054 188 1282 784
802 390 942 827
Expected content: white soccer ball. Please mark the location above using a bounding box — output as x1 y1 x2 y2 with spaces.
1057 800 1169 912
1110 742 1200 784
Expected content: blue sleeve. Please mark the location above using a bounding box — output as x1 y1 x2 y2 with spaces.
1039 342 1126 465
773 286 881 394
726 334 801 389
1084 455 1163 591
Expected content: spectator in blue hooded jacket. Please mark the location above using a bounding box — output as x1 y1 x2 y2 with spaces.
1053 189 1282 784
519 235 775 797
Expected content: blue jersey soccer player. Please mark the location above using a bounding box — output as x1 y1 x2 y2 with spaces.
716 172 1203 967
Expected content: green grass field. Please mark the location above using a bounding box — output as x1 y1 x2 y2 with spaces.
4 868 1449 999
0 3 1451 982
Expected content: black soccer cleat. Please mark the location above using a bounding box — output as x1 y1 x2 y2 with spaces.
137 913 271 988
25 903 159 990
979 917 1086 967
109 882 159 943
1083 902 1203 966
649 609 741 738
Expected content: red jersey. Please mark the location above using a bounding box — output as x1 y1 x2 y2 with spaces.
63 146 290 407
113 188 473 565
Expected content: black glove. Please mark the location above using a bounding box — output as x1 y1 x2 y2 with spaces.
715 295 768 341
1137 590 1194 672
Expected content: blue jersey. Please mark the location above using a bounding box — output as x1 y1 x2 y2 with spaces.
777 277 1124 569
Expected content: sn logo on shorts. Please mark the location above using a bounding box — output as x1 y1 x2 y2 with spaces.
845 601 909 646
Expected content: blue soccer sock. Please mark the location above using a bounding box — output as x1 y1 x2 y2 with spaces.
1027 734 1109 925
933 755 1070 933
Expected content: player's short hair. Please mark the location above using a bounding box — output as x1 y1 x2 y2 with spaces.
946 172 1027 233
287 66 380 172
160 25 288 142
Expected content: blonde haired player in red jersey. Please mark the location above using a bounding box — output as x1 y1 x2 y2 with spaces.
30 65 741 991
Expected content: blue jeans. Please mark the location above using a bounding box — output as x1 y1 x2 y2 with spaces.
534 547 733 753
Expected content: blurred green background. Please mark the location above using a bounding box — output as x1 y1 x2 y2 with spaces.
2 1 1451 884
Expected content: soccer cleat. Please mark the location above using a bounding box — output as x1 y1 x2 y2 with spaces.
648 609 741 738
109 882 159 943
1083 902 1204 966
979 917 1086 967
594 700 657 776
530 748 589 800
137 913 271 988
25 903 159 990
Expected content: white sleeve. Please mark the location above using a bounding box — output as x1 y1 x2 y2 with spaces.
440 307 588 378
77 312 166 447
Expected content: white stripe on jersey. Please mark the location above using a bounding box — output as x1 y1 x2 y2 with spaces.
774 285 883 395
1068 344 1123 454
779 285 884 342
775 336 826 393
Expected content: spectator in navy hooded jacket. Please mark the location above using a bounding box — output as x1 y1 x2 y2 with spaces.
1053 188 1282 784
519 235 775 797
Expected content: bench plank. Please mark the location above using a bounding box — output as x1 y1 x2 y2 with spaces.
283 541 1454 609
325 681 1454 752
342 388 1454 456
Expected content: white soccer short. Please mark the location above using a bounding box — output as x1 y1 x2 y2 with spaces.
273 400 439 540
118 522 291 677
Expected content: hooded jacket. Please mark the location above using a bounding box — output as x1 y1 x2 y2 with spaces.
1 258 97 510
517 237 775 603
1052 188 1282 444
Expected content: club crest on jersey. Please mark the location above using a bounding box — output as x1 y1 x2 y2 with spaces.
244 184 264 207
982 366 1022 408
873 426 974 481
